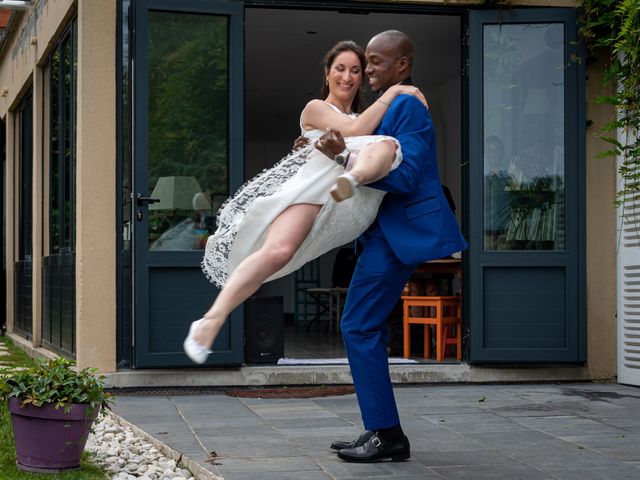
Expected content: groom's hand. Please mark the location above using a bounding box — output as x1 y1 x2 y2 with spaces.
315 128 346 158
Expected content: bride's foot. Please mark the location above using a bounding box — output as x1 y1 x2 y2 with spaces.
330 173 359 202
183 318 216 364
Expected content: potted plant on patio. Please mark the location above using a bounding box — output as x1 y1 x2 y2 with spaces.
0 357 112 473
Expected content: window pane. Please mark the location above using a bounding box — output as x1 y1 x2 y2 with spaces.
122 0 132 251
147 12 229 251
49 23 77 255
18 92 33 260
63 35 73 251
50 49 60 254
483 23 565 250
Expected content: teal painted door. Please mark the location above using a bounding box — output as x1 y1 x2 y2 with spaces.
133 0 244 367
468 8 586 362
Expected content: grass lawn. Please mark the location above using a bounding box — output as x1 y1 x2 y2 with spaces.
0 336 107 480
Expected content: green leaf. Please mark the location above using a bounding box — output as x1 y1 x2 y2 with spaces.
579 0 640 199
0 357 112 413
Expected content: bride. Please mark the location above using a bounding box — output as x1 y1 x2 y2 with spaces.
184 40 426 364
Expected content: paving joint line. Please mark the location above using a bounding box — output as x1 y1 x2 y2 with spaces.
108 406 223 480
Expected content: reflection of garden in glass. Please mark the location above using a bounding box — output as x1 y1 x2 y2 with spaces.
50 48 60 253
121 1 132 250
49 23 77 255
63 29 76 252
147 12 229 251
483 23 565 251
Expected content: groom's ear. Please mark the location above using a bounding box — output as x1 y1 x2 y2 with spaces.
397 56 410 75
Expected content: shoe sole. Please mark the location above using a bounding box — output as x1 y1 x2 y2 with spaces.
337 451 410 463
330 177 354 202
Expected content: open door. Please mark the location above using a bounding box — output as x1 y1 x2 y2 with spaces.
468 8 585 362
133 0 244 367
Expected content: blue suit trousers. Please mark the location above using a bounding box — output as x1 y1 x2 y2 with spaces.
341 223 417 431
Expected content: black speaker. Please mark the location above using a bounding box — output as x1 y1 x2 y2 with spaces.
244 296 284 364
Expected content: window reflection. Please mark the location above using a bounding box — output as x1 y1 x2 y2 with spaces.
146 12 229 251
49 22 77 255
483 23 565 251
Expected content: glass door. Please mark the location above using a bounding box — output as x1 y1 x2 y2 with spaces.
468 8 585 362
133 0 244 367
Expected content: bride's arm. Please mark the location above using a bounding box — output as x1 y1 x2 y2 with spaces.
301 85 426 137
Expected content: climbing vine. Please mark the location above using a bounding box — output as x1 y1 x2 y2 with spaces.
579 0 640 204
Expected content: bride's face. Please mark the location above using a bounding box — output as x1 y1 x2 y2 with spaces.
326 51 363 103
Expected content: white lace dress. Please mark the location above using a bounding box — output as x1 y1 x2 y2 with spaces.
201 108 402 288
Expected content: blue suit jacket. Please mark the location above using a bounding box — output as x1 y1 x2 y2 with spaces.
368 94 468 265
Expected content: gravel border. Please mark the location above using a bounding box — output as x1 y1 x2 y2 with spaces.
87 409 222 480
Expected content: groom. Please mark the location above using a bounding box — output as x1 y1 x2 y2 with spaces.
315 30 467 463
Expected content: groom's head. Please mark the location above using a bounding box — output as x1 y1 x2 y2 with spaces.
365 30 414 93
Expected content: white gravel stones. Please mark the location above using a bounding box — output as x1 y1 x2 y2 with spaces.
86 413 195 480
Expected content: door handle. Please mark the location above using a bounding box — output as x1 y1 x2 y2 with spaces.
136 193 160 207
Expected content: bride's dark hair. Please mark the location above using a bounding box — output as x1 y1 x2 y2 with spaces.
321 40 366 114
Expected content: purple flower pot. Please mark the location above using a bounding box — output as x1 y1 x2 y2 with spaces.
8 397 99 473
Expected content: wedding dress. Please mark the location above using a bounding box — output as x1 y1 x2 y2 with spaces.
201 105 402 288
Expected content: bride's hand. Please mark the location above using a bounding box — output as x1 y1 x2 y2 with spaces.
292 135 310 151
388 85 429 109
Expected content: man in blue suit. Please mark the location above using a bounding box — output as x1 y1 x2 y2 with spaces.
316 30 467 463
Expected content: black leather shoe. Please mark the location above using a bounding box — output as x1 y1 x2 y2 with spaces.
330 430 374 451
337 433 410 463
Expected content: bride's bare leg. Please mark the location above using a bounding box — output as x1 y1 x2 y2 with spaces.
194 203 322 348
331 140 396 202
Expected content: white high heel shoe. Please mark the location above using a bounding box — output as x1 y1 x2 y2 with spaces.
183 318 212 364
330 173 359 202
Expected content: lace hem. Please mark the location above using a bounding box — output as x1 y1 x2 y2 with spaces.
201 145 315 287
201 134 401 288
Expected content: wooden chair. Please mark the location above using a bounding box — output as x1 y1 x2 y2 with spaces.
401 296 461 361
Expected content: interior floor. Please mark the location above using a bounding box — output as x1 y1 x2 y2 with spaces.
283 323 346 359
282 322 462 365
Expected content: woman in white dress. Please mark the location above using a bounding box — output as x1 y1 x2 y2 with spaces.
184 40 426 364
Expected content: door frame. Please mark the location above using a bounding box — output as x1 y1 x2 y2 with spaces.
123 0 470 368
132 0 245 367
121 1 586 368
467 8 586 363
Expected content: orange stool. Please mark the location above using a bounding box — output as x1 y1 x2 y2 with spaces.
401 296 461 361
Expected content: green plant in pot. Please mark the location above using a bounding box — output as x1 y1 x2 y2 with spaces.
0 357 112 473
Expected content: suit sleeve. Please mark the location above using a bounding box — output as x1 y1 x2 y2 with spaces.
368 95 431 195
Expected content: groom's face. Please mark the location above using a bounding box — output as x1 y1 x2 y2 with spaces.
365 37 404 93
